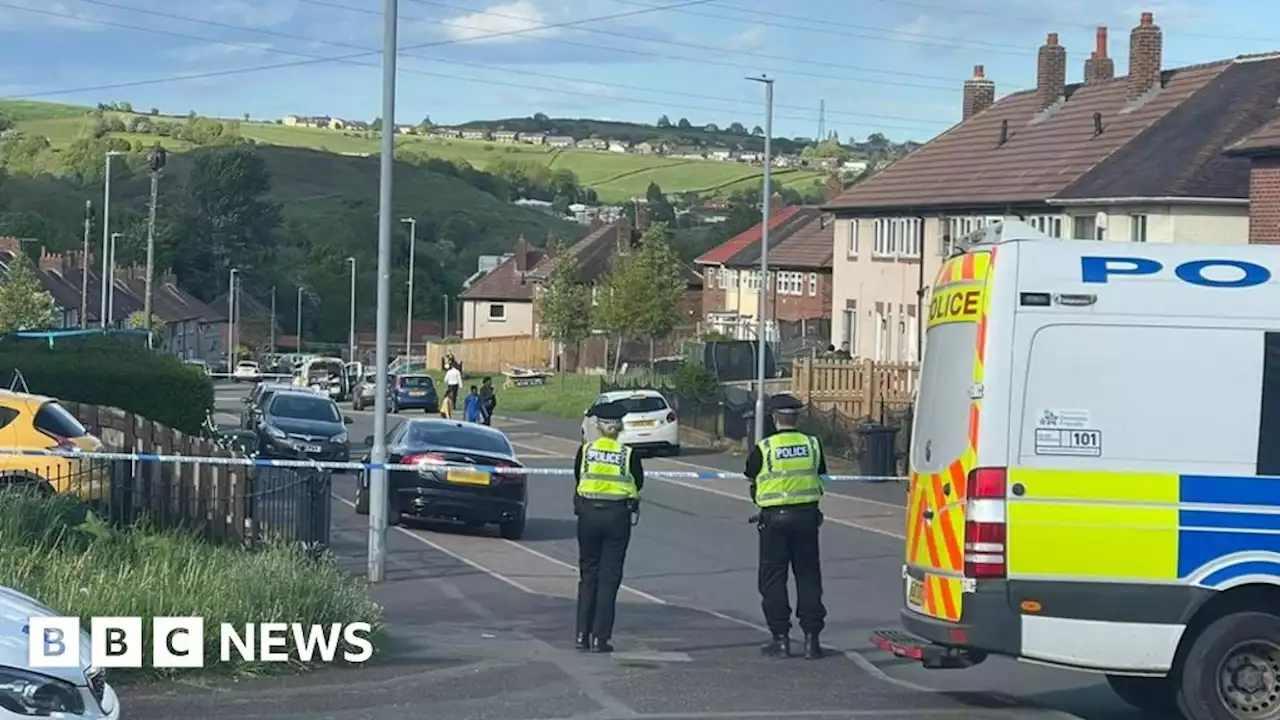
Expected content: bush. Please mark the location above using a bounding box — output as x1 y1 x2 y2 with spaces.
0 490 384 682
670 361 719 399
0 340 214 433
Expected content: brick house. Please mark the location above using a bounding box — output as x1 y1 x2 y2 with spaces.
696 205 834 343
825 12 1280 362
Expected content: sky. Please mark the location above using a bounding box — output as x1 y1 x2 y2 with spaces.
2 0 1279 143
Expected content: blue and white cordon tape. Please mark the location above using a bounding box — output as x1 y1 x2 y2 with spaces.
0 448 906 483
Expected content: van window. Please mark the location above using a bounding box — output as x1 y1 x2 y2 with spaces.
35 402 89 439
911 321 977 474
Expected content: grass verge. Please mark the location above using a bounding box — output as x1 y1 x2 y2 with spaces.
425 371 602 419
0 491 384 684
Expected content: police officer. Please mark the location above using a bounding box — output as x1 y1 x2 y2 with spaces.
744 393 827 659
573 400 644 653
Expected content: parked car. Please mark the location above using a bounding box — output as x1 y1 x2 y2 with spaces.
232 360 262 383
392 374 439 414
0 390 108 499
253 390 353 464
581 389 680 455
354 419 526 539
351 372 381 411
0 585 121 718
293 356 350 401
239 382 295 430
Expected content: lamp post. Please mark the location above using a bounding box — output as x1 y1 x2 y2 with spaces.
347 257 357 362
100 150 124 327
400 218 416 358
143 147 166 345
228 268 239 362
81 201 93 328
269 286 277 352
442 294 450 340
296 286 304 353
747 74 774 443
107 232 121 324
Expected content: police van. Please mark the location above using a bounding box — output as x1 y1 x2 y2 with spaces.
872 221 1280 720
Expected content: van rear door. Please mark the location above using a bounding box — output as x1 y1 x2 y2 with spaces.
905 249 995 623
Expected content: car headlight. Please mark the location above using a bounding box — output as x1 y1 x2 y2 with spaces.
0 666 86 716
265 425 286 439
330 432 348 443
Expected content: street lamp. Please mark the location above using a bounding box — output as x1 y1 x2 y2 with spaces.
81 201 93 329
347 257 357 362
228 268 239 361
400 218 416 358
296 286 304 353
143 146 167 345
107 232 122 324
442 294 450 340
747 74 774 443
100 150 124 327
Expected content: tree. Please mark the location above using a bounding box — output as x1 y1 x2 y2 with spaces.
728 122 746 134
536 239 591 369
0 113 11 133
752 125 763 135
0 250 57 332
370 117 383 131
676 117 692 129
594 223 686 367
645 182 676 226
656 115 671 128
125 311 167 344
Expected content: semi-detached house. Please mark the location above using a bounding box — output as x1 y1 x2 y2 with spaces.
825 11 1280 361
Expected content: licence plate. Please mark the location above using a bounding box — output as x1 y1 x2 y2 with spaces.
629 420 656 428
907 578 924 610
447 469 490 486
305 444 323 453
409 391 424 397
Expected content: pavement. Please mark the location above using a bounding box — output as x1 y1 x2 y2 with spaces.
120 382 1148 720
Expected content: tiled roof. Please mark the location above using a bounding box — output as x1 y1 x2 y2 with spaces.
695 206 807 265
122 278 219 323
459 247 548 302
725 209 835 269
1226 113 1280 156
528 223 626 281
824 55 1270 211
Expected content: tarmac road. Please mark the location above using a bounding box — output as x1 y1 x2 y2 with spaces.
197 382 1145 720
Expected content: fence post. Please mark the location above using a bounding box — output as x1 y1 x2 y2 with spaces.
866 360 880 421
806 348 816 406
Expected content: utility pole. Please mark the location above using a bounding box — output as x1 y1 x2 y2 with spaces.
368 0 398 584
347 257 357 362
400 218 416 358
100 151 123 328
296 286 303 353
228 269 239 362
270 286 277 353
143 147 166 347
107 232 121 323
80 201 93 328
818 99 825 141
748 74 774 444
442 294 449 340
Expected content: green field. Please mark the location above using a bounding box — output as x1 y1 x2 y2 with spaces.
2 99 806 202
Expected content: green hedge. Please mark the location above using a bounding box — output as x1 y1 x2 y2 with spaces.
0 341 213 433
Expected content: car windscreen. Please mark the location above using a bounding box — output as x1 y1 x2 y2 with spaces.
237 362 257 369
400 376 434 389
610 396 668 414
268 395 341 422
35 402 90 438
405 424 511 455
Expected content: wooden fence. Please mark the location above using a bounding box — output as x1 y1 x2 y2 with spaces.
791 358 919 419
426 336 552 373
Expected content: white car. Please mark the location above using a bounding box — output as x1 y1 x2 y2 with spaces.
0 586 120 719
232 361 262 383
581 389 680 455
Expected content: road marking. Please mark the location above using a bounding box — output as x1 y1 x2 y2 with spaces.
497 539 669 605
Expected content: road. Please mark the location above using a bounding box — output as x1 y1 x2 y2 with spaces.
185 381 1143 720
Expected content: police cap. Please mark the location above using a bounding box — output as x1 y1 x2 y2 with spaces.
589 400 629 421
768 393 805 415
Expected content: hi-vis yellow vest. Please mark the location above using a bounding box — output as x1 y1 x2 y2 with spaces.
755 431 823 508
577 437 639 501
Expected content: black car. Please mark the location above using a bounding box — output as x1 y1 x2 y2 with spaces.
354 419 526 539
255 390 353 464
240 382 295 430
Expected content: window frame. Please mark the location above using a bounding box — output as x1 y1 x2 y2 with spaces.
487 303 506 321
1130 214 1148 243
808 272 818 296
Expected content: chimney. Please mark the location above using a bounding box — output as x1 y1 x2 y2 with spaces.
824 173 844 202
1084 27 1115 84
1127 12 1163 102
0 237 20 254
38 249 59 272
1036 33 1067 111
962 65 996 120
513 235 529 272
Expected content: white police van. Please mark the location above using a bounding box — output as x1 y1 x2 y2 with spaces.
0 586 119 718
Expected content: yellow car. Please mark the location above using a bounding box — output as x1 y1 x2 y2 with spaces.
0 390 106 499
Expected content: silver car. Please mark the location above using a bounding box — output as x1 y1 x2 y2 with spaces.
0 586 120 718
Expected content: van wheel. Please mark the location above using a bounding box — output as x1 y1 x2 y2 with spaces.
1177 611 1280 720
1105 675 1178 717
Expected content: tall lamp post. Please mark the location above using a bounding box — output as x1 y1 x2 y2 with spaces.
100 150 124 327
107 232 122 324
347 257 357 362
228 268 239 362
747 74 774 443
143 147 166 346
400 218 416 358
80 201 93 328
296 286 304 353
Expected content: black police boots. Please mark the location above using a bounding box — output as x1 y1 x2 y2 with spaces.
574 633 591 651
590 637 614 653
760 633 792 658
803 632 824 660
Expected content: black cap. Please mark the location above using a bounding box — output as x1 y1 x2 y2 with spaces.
589 400 628 421
768 393 804 414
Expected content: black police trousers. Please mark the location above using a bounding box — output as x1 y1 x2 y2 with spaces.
576 499 633 639
758 505 826 636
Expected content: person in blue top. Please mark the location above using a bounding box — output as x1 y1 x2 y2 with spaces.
463 385 483 423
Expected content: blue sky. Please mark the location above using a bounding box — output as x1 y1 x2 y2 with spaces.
2 0 1278 143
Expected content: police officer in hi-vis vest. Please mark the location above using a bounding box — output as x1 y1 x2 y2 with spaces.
573 400 644 653
744 393 827 659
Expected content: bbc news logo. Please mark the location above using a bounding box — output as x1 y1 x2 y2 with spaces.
27 617 375 668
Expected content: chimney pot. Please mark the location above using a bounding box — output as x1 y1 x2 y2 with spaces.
1046 32 1059 46
1141 11 1153 25
1084 26 1115 84
962 64 996 120
973 64 985 78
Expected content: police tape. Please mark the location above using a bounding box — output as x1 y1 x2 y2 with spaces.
0 448 908 483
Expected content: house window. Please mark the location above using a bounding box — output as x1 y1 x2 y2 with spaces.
1130 214 1148 243
874 308 887 361
488 303 506 321
1027 214 1064 238
775 271 805 296
808 273 818 296
873 219 891 257
842 305 857 352
705 267 717 288
745 270 760 291
900 218 921 258
945 216 1005 254
847 221 859 257
1073 215 1098 240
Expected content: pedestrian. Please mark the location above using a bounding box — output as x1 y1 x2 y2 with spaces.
463 385 483 423
479 377 496 426
744 393 827 660
573 400 643 654
443 360 462 416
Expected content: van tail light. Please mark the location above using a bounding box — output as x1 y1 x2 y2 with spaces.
963 467 1007 580
666 412 676 423
495 461 525 484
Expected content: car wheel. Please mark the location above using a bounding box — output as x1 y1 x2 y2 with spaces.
1105 675 1178 717
1177 611 1280 720
499 512 526 540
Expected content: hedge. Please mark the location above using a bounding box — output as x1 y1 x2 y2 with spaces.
0 341 213 433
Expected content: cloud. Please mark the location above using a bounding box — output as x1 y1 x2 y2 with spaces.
440 0 551 43
200 0 299 28
725 25 765 52
168 41 276 64
0 0 101 31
